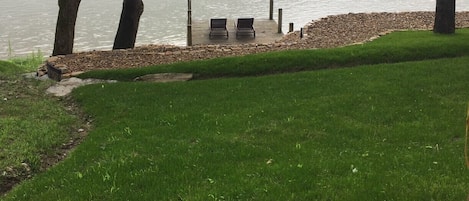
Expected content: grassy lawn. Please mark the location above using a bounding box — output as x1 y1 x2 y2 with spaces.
0 30 469 201
3 56 469 200
0 59 81 195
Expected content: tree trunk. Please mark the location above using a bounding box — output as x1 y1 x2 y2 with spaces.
433 0 456 34
113 0 144 50
52 0 81 56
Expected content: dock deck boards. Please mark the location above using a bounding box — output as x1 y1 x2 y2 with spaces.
191 19 284 45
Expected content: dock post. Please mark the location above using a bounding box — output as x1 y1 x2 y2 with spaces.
289 23 294 32
187 0 192 46
269 0 274 20
278 8 283 33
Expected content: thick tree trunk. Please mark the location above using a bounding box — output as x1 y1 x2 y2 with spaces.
52 0 81 56
113 0 144 50
433 0 456 34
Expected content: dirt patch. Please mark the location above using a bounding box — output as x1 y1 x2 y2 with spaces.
1 177 20 195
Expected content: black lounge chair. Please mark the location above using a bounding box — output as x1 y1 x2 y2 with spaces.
209 18 229 39
235 18 255 38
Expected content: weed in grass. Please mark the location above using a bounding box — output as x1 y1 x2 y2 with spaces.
466 103 469 169
2 42 45 73
123 127 132 137
7 40 13 59
75 172 84 179
8 49 44 72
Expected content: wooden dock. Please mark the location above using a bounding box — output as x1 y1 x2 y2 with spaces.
191 19 284 45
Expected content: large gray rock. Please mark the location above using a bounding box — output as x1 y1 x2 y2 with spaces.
134 73 193 83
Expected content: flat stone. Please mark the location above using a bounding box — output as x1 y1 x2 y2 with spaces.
71 71 85 77
46 77 117 97
134 73 193 83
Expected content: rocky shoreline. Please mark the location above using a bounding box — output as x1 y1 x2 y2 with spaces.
43 11 469 75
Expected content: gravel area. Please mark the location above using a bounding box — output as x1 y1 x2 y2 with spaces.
46 11 469 73
283 11 469 48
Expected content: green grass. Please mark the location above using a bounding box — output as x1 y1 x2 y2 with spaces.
79 29 469 81
0 59 80 194
0 61 23 75
3 56 469 200
2 50 44 74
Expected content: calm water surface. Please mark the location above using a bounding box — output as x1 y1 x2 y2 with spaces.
1 0 469 58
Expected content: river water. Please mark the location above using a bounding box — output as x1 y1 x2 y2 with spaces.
1 0 469 59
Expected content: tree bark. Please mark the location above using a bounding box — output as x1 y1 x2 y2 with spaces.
52 0 81 56
433 0 456 34
113 0 144 50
